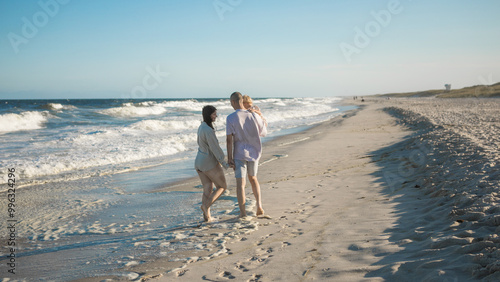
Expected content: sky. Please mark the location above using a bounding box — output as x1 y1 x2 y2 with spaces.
0 0 499 99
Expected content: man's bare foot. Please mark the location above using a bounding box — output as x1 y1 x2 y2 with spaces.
239 212 247 218
256 207 265 216
201 205 211 222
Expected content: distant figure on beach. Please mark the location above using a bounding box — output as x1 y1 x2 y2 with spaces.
195 105 229 222
242 95 267 127
226 92 267 218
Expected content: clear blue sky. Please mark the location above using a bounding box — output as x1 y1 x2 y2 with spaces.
1 0 499 99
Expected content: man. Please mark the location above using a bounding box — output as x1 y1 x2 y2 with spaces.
226 92 267 218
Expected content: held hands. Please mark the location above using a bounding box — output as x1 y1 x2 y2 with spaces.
228 158 236 170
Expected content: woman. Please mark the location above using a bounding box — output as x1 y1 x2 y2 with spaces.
195 105 229 222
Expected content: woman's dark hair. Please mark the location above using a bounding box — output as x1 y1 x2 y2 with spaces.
202 105 217 129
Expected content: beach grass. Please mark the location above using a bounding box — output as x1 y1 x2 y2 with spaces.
375 82 500 98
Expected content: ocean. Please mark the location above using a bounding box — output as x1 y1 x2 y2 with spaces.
0 97 353 280
1 97 349 186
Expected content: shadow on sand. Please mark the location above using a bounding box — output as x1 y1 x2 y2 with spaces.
364 108 500 281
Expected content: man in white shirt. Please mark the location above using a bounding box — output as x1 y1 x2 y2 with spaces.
226 92 267 218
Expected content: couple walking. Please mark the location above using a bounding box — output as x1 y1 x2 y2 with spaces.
195 92 267 222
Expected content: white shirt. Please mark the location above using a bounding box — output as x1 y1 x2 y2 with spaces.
195 122 228 171
226 109 267 161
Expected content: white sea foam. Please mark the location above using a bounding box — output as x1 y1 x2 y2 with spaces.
47 103 64 110
99 103 167 117
129 119 200 131
158 99 205 111
43 103 76 111
260 97 341 130
15 126 197 179
0 111 50 133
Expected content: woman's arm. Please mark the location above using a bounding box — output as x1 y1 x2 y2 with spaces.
205 128 229 169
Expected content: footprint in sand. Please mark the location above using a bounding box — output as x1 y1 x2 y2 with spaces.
176 269 188 277
258 247 274 256
289 209 306 214
235 263 250 272
248 274 263 281
248 247 274 263
221 271 235 279
256 233 273 246
290 229 304 238
260 233 273 240
249 256 267 263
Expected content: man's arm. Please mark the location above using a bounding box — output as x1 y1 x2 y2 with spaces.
226 134 235 169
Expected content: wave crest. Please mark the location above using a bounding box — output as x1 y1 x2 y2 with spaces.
99 104 167 117
0 111 50 133
42 103 76 111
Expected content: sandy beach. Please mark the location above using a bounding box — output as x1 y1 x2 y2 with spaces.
82 97 496 282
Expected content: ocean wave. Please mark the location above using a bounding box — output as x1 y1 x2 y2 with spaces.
129 119 200 131
42 103 77 111
14 131 198 180
264 104 338 123
99 104 167 117
158 100 210 111
1 97 345 183
0 111 50 133
100 99 232 118
158 99 232 112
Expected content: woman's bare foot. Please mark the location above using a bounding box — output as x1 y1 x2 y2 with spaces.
201 205 211 222
256 207 265 216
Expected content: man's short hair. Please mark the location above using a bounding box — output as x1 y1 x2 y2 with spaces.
230 92 243 102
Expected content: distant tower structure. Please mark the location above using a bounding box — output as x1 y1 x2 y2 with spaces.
445 84 451 92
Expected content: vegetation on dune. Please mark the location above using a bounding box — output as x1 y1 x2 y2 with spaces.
375 82 500 98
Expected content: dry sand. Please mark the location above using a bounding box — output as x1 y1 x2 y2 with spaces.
111 98 499 281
